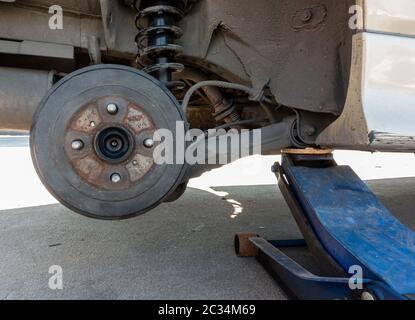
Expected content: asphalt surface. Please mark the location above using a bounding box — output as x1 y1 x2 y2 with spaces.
0 179 414 300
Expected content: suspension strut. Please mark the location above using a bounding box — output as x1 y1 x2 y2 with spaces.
133 0 242 125
134 0 187 90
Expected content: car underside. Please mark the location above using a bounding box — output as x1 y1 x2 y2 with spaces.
1 0 415 219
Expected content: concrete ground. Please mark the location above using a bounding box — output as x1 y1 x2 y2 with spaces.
0 136 414 299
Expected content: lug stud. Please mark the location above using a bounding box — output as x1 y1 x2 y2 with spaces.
106 103 118 115
143 138 154 148
111 173 122 184
71 140 84 151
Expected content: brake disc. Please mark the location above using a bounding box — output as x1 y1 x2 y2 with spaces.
30 64 186 219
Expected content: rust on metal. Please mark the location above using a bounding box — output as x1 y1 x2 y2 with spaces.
282 148 333 155
126 153 154 182
73 156 105 183
125 103 154 133
235 233 259 258
71 103 102 132
65 95 157 191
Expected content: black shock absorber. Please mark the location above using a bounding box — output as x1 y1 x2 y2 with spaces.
134 0 187 90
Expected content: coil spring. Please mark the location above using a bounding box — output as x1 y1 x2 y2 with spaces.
134 0 187 90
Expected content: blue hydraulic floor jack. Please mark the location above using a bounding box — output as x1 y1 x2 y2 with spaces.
235 151 415 300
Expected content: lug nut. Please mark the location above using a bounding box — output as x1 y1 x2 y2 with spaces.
71 140 84 151
106 103 118 115
111 173 121 184
143 138 154 148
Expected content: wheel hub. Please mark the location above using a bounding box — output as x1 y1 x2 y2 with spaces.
95 126 133 163
64 95 156 191
31 65 186 219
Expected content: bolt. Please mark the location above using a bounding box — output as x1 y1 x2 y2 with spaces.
132 160 138 166
111 173 121 184
361 291 376 300
143 138 154 148
90 121 96 128
71 140 84 151
106 103 118 115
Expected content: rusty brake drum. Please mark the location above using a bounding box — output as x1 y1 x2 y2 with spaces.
30 64 186 219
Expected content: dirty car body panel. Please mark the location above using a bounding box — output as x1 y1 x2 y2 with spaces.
318 0 415 151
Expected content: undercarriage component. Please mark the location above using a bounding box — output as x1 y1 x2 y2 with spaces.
183 120 295 180
0 67 55 131
30 64 186 219
175 68 240 126
134 0 188 89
